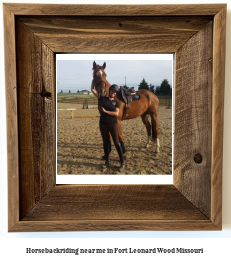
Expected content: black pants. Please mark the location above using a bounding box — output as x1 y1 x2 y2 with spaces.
100 123 119 150
100 122 124 166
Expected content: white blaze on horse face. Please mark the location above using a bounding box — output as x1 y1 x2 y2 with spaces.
99 70 103 76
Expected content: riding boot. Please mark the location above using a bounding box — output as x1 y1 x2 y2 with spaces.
120 141 126 153
102 144 110 169
115 143 125 172
102 157 110 169
102 140 111 160
120 141 126 161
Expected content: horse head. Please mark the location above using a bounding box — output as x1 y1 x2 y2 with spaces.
92 61 108 97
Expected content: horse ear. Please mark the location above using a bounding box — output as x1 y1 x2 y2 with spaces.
93 61 96 69
103 62 106 69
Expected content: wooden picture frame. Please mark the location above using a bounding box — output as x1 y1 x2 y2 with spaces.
4 3 226 231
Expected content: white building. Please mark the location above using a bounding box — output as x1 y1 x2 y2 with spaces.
79 90 89 95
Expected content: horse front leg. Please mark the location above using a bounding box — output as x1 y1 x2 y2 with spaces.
141 113 152 148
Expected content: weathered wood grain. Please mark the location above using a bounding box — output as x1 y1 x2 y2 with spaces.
40 44 56 198
4 3 226 231
16 19 56 218
18 16 213 34
4 3 226 16
211 5 226 228
13 185 216 232
18 16 213 53
174 22 213 218
3 4 20 231
11 220 219 232
22 185 207 221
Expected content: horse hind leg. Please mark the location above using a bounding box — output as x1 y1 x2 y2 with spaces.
141 113 152 148
149 112 160 153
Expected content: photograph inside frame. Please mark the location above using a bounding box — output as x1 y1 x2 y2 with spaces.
56 54 173 182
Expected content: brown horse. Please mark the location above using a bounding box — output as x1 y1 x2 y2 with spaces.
92 61 160 156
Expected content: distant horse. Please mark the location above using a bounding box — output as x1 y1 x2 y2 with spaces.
92 61 160 157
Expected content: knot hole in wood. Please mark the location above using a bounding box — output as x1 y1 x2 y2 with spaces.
194 153 203 164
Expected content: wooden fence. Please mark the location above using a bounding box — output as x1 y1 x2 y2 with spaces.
57 96 172 107
57 96 97 105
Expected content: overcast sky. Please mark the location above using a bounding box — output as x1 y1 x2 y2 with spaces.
56 54 173 93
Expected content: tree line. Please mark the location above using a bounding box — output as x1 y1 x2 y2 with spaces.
59 78 172 95
126 78 172 95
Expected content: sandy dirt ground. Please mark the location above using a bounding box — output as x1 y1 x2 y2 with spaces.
57 103 172 175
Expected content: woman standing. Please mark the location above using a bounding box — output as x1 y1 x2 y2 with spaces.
91 80 125 172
